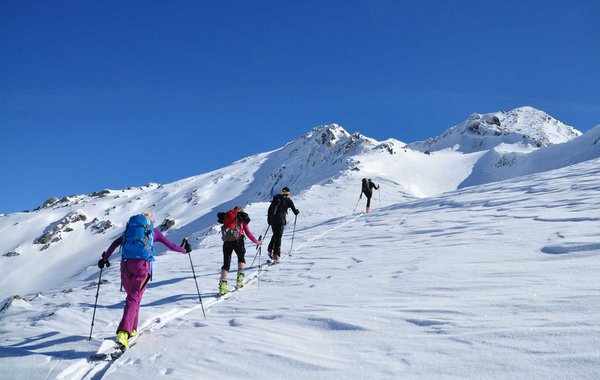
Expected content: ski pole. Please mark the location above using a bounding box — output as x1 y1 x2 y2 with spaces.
256 236 262 289
353 194 362 213
250 226 270 268
89 266 103 340
261 225 271 242
249 235 263 268
289 215 297 256
181 238 206 319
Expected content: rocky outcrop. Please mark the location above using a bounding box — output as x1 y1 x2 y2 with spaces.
89 189 110 198
34 211 88 251
158 218 176 232
42 197 60 208
85 218 114 234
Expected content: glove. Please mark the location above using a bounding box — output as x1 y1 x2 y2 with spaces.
184 241 192 253
267 218 272 226
294 209 300 216
97 256 110 269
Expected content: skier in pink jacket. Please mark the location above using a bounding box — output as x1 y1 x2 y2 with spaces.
97 211 191 349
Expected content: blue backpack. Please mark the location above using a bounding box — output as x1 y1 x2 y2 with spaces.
121 214 155 261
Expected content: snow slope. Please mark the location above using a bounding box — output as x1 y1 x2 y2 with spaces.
1 156 599 379
0 124 483 301
408 106 581 153
1 108 599 379
460 123 600 188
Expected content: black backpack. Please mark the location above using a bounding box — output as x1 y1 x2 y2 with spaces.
362 178 369 193
268 194 285 219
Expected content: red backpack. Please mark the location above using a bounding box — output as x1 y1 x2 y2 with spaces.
218 209 251 242
220 209 242 242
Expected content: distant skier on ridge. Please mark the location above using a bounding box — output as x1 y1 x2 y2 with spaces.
267 187 299 263
97 211 192 349
361 178 379 213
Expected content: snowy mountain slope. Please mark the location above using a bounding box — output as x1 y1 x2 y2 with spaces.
408 106 581 153
0 124 397 301
1 155 599 379
0 110 590 302
460 123 600 188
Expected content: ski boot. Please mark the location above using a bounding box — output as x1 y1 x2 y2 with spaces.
236 272 245 289
115 330 129 349
366 207 371 213
219 279 229 296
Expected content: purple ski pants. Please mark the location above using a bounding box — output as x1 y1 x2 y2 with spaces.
117 259 151 334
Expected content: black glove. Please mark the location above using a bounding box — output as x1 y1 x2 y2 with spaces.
294 209 300 216
184 241 192 253
97 256 110 269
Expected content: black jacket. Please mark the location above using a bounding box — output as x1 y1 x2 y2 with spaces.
267 194 299 226
361 179 379 198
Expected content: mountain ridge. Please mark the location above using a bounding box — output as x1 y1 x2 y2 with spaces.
408 106 581 153
1 106 596 300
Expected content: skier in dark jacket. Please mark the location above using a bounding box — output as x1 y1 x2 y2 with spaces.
361 178 379 213
267 187 299 263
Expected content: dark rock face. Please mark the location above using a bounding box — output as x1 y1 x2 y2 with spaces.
89 190 111 198
86 218 115 234
43 197 60 208
34 211 88 251
158 218 176 232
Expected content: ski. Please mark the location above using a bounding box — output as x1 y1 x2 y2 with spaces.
89 257 276 362
90 333 141 361
218 283 244 299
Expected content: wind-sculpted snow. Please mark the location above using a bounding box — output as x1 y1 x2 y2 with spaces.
1 109 600 378
0 113 596 301
1 156 600 379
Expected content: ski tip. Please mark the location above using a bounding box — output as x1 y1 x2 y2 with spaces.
90 353 109 361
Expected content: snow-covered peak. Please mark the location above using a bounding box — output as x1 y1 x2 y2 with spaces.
302 124 351 145
409 106 581 153
255 124 379 198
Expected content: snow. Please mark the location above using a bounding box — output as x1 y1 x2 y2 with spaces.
1 108 600 379
409 106 581 153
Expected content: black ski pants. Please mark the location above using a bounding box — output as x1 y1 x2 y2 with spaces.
221 238 246 272
363 190 373 208
268 223 285 256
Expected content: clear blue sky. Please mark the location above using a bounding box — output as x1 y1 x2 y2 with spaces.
1 0 599 214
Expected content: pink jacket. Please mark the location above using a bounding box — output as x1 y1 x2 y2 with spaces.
103 228 186 261
241 223 259 245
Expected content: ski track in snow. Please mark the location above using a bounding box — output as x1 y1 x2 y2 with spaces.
50 210 360 379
